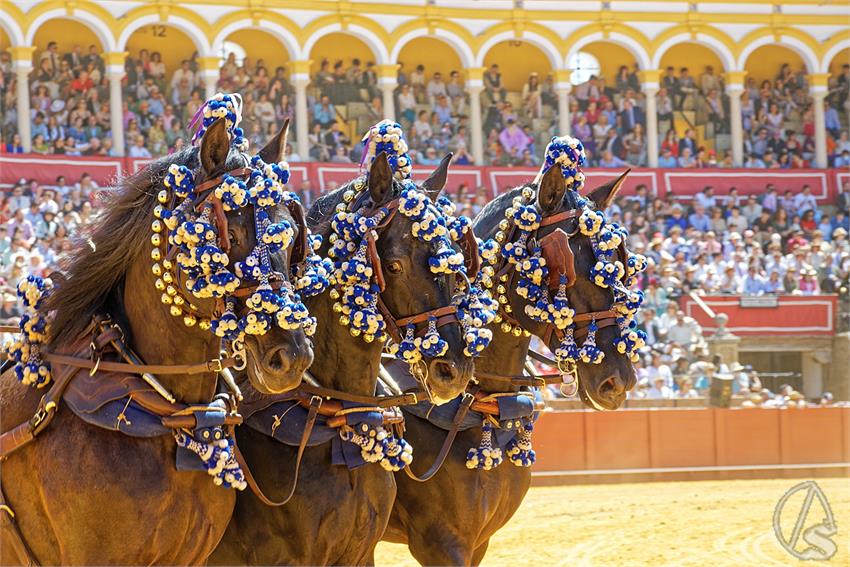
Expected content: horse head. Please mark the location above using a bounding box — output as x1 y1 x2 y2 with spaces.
196 120 313 394
474 139 643 410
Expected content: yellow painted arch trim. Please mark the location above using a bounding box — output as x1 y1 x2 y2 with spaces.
23 0 118 48
116 5 214 43
389 18 476 52
737 26 820 67
210 9 302 57
650 24 737 64
0 4 27 35
300 13 392 55
474 20 566 64
563 22 652 68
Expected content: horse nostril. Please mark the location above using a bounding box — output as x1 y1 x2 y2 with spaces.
430 360 458 381
263 347 292 373
597 375 625 398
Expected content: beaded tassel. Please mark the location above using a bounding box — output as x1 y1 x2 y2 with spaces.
466 421 503 470
415 317 448 358
174 432 247 490
555 326 580 365
505 422 536 467
578 320 605 364
339 422 387 463
379 434 414 472
4 276 53 388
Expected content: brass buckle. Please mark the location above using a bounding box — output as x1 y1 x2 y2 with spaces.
404 392 418 405
30 399 55 431
89 341 101 376
208 358 224 373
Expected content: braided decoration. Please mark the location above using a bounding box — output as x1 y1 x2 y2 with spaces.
505 422 536 467
192 92 247 151
338 421 414 471
465 421 503 470
330 121 494 363
174 431 247 490
154 94 329 344
3 276 53 388
540 135 587 192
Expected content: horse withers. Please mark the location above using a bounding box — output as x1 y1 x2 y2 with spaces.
0 116 315 565
386 151 641 565
209 148 480 566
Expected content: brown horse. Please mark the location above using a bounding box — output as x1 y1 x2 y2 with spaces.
0 119 313 565
209 153 476 565
384 167 635 565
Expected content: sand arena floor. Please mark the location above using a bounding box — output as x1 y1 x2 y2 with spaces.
375 478 850 566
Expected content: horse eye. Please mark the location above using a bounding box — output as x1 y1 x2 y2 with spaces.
228 230 238 244
387 261 403 274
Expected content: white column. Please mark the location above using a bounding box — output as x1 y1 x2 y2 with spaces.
380 84 396 121
556 86 570 136
723 72 747 167
107 69 125 156
294 79 310 160
14 58 33 153
727 86 744 167
196 56 219 101
468 85 484 165
290 60 312 161
638 71 661 168
377 65 398 122
555 70 572 136
813 92 828 168
643 86 659 167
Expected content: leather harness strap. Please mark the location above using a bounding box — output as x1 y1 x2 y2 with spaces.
295 382 426 409
234 396 322 507
0 483 38 566
402 392 474 482
39 353 237 376
538 208 580 227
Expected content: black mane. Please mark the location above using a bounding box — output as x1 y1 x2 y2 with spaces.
45 148 199 347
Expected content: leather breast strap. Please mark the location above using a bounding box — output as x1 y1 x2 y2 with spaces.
402 392 474 483
0 482 39 566
235 396 322 507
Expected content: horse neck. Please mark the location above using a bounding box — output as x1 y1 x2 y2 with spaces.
474 328 531 393
305 289 383 397
120 253 220 404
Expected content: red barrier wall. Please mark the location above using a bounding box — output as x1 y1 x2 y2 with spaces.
533 407 850 473
680 295 838 336
1 154 845 203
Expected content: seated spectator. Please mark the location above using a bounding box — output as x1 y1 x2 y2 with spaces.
312 95 336 129
498 117 530 161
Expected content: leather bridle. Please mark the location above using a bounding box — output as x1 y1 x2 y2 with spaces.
480 191 626 387
162 162 310 324
345 187 479 344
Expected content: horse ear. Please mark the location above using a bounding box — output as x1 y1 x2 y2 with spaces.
536 164 567 215
368 152 394 204
420 152 452 200
587 169 630 210
258 119 289 164
199 118 230 173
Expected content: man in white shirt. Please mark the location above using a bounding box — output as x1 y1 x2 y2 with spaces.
793 185 818 215
426 72 448 108
170 60 195 92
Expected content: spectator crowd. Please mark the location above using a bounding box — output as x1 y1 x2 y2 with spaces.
2 43 848 168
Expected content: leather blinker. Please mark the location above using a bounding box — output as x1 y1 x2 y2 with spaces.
539 228 576 289
460 229 480 281
286 200 309 265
